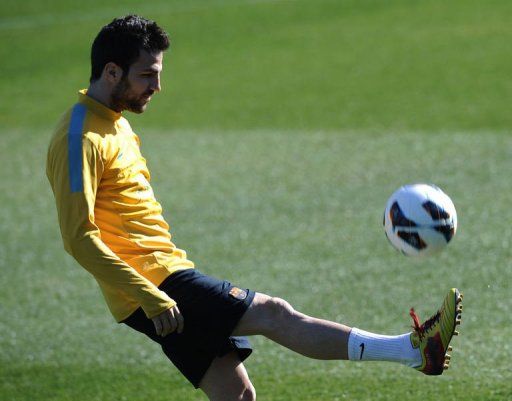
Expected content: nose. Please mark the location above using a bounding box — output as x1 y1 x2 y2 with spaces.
151 75 161 92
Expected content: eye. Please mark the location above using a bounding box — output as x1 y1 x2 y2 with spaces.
141 71 158 77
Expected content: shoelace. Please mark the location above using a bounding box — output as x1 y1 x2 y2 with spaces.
410 308 441 340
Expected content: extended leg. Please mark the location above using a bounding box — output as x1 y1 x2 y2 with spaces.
232 289 463 375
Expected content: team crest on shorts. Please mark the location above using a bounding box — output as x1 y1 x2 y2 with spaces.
229 287 247 300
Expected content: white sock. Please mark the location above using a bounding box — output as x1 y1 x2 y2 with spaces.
347 327 421 368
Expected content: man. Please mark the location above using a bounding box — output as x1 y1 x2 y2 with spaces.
46 15 463 401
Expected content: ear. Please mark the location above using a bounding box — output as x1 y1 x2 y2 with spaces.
103 62 123 84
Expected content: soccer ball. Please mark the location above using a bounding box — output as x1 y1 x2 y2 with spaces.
383 184 457 256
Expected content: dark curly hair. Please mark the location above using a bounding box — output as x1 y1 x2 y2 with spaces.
90 15 170 83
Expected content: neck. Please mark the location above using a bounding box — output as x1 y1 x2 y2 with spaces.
87 82 115 111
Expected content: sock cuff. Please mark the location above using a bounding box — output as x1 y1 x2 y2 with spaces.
347 327 363 360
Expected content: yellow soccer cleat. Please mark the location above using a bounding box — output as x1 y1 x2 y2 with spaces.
409 288 463 375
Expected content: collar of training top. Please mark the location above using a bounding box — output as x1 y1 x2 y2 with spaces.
78 89 122 121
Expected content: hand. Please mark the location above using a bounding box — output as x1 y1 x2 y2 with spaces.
151 305 184 337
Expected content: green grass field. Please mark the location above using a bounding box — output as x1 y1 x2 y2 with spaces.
1 1 511 400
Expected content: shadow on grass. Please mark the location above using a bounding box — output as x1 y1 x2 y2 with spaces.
1 364 201 401
2 362 510 401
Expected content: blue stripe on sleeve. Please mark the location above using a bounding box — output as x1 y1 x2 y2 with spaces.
68 103 87 192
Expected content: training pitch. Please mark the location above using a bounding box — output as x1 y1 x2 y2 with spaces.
1 1 511 400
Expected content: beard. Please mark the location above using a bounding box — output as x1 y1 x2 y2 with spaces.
110 78 154 114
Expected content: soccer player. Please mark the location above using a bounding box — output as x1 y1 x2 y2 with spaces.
46 15 463 401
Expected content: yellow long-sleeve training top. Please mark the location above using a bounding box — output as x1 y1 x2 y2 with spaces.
47 90 194 322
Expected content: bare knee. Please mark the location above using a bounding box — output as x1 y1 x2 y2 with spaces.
268 297 295 318
234 293 299 337
213 383 256 401
206 383 256 401
261 296 297 332
240 384 256 401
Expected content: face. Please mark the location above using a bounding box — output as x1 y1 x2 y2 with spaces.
110 50 163 113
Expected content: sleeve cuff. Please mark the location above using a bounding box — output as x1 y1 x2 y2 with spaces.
143 293 177 319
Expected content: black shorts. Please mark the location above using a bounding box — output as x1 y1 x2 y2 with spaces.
122 269 255 388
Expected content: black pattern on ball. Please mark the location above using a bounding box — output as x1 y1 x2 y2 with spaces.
422 200 451 220
397 231 428 250
434 225 455 242
389 202 417 228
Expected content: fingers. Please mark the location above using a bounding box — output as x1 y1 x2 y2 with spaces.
151 306 185 337
152 315 163 336
152 313 172 337
174 306 184 334
160 310 174 337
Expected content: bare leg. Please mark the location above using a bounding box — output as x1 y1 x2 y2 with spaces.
232 293 351 360
199 351 256 401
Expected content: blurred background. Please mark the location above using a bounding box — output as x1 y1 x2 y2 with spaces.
1 1 511 400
